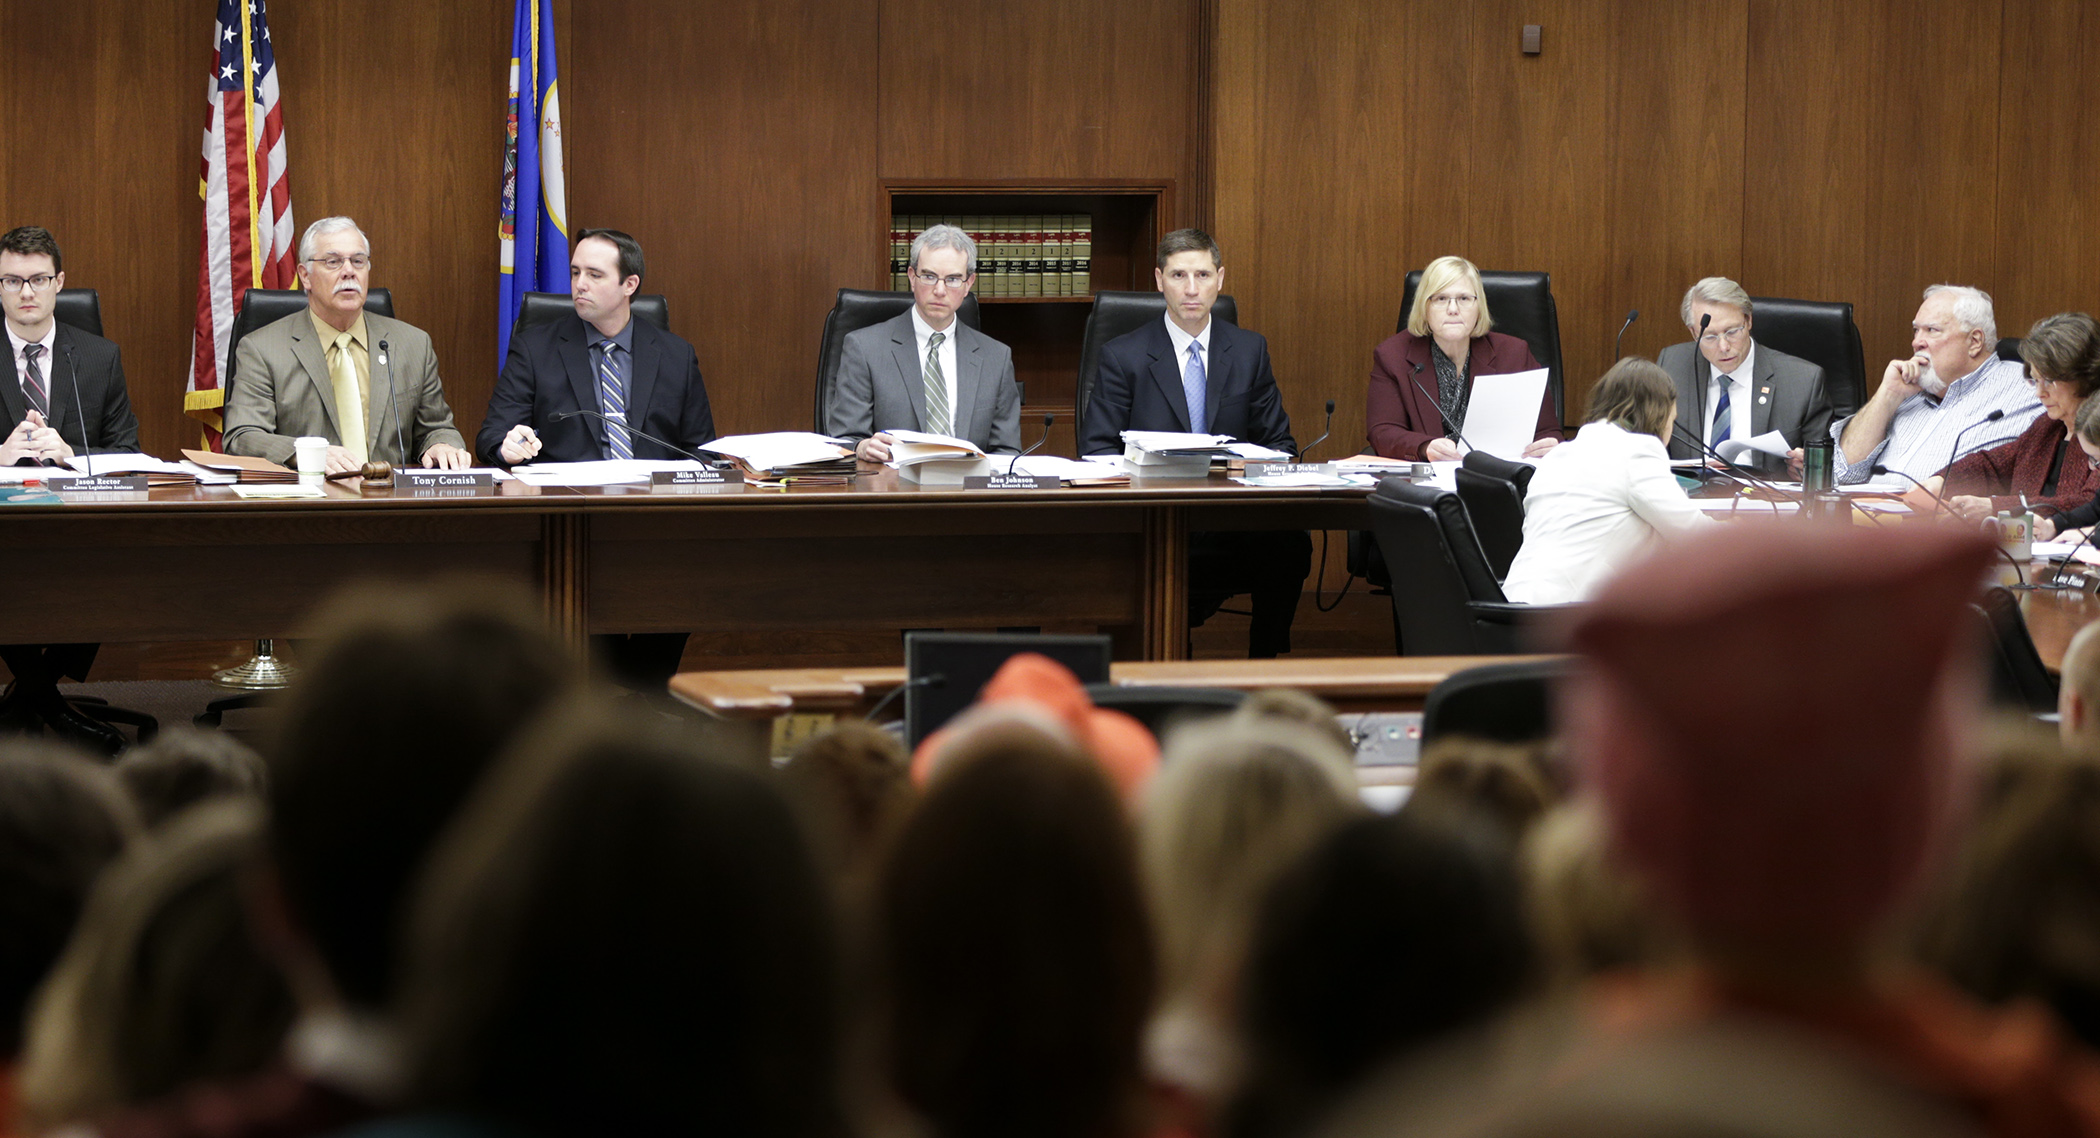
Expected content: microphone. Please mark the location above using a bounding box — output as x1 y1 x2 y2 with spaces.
1297 399 1335 461
1691 313 1712 466
378 339 407 467
1944 408 2007 478
1009 412 1054 475
1874 463 2029 588
63 342 94 477
549 408 731 468
1615 309 1639 359
1403 362 1476 457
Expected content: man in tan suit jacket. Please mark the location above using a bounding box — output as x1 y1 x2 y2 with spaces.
223 216 470 472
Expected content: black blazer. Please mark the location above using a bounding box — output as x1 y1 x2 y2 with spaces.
1078 316 1295 455
0 323 139 455
477 311 715 465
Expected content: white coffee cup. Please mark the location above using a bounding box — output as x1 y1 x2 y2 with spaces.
294 436 329 480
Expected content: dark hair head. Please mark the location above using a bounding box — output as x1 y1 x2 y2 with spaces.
400 700 841 1138
1227 810 1532 1138
574 228 644 285
778 719 915 888
0 741 137 1057
2020 312 2100 400
1157 228 1223 270
876 722 1155 1138
265 577 578 1010
0 226 63 274
1407 738 1559 842
1585 357 1678 441
114 729 267 830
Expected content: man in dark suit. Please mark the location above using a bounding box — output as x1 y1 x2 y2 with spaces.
478 228 716 692
0 225 142 752
1659 276 1833 478
828 223 1020 458
1078 229 1311 657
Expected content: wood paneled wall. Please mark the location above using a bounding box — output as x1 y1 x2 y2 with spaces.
1216 0 2100 466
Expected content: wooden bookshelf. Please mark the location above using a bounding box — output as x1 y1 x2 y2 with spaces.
885 180 1175 452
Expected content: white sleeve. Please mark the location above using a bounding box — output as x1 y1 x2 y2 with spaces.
1623 437 1714 535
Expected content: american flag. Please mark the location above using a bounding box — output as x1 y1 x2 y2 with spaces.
185 0 296 448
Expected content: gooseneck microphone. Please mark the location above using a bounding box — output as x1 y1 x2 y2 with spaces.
377 339 408 467
1691 313 1712 466
1405 360 1476 456
1615 309 1639 360
1009 412 1054 475
1298 399 1335 461
1874 463 2028 587
549 408 730 468
1944 408 2007 478
63 342 94 477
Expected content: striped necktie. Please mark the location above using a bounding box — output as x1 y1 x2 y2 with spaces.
21 343 49 418
923 331 951 437
599 341 633 460
1710 371 1733 448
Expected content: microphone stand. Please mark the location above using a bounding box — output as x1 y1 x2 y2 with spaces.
1943 408 2007 479
1009 413 1053 475
1405 361 1478 456
1690 313 1712 470
379 338 408 468
62 342 94 477
1297 399 1335 461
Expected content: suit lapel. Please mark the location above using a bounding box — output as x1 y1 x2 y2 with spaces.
0 341 23 429
891 316 927 430
1202 324 1230 433
558 318 606 457
626 320 662 443
1147 323 1192 432
951 324 983 437
290 316 342 438
1751 351 1777 437
364 317 399 463
42 326 76 441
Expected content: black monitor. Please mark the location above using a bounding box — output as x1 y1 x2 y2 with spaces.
903 632 1113 747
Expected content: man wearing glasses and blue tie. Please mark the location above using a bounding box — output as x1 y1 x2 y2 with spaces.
0 226 137 466
224 216 472 472
829 223 1020 461
1658 277 1833 479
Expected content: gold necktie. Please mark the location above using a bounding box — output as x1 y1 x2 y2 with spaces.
330 331 368 463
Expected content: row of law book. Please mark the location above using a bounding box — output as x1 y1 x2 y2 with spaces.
890 214 1093 298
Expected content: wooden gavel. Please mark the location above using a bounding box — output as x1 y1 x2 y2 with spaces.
325 461 395 484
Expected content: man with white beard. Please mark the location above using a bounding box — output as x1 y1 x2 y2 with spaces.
1833 285 2041 483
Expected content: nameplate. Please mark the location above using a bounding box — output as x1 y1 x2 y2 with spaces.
52 474 149 496
651 468 743 494
1241 462 1335 478
964 473 1059 491
393 471 495 493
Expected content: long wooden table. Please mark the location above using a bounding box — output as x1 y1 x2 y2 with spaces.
0 467 1371 662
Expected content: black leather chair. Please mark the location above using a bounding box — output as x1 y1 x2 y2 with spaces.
1420 658 1571 746
514 291 670 338
1453 451 1534 580
1397 271 1563 425
1367 478 1555 656
54 289 102 337
1083 684 1245 738
811 289 982 434
1974 585 2058 713
1746 296 1868 421
1997 337 2024 364
1075 290 1239 432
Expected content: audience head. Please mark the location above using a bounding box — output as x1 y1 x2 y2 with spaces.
1584 357 1677 442
1141 717 1362 1013
778 718 916 887
1156 228 1225 335
263 578 577 1012
1407 737 1558 843
1228 809 1533 1138
1679 276 1754 377
0 225 65 339
1406 255 1492 342
0 741 138 1058
877 718 1154 1138
1914 736 2100 1049
912 652 1159 801
1566 523 1992 967
113 728 267 829
18 801 293 1128
296 216 372 328
2061 622 2100 747
397 699 841 1138
1522 800 1676 984
1232 686 1358 759
1914 284 1997 390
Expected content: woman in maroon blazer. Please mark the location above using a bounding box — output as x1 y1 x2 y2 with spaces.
1924 312 2100 524
1366 255 1563 461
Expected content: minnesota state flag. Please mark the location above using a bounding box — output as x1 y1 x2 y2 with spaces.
499 0 567 363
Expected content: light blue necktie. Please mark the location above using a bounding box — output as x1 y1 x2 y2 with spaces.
1184 341 1207 433
598 341 633 460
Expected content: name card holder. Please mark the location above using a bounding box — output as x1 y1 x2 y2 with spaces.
53 474 150 501
651 468 744 494
963 473 1059 491
1241 462 1337 478
394 470 496 496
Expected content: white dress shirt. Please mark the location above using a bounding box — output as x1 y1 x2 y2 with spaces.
7 322 58 407
1163 313 1212 390
1502 420 1714 605
909 306 960 431
1702 342 1756 449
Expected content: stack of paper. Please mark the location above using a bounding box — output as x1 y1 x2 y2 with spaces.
886 429 992 485
1010 455 1132 486
510 460 698 487
65 453 198 486
182 449 298 483
701 432 857 486
1121 431 1237 463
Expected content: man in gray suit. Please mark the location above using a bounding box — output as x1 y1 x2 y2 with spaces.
1659 276 1832 478
224 216 471 472
829 223 1021 460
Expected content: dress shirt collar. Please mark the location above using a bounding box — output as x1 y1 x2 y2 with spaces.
589 315 635 355
1163 311 1211 361
910 304 957 346
6 321 56 373
309 309 369 350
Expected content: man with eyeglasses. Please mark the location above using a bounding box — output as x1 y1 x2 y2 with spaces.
223 216 471 472
0 225 141 753
1658 277 1832 478
1832 284 2040 484
829 223 1020 461
0 225 137 467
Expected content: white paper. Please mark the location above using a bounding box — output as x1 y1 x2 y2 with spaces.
1456 368 1549 461
1010 456 1129 481
1120 430 1234 453
886 429 987 465
1715 431 1792 464
1233 472 1354 488
2035 540 2100 566
1331 455 1418 473
1694 497 1801 514
1225 442 1294 460
1836 476 1916 495
509 459 707 486
62 452 171 474
701 432 853 470
178 460 241 485
230 483 327 499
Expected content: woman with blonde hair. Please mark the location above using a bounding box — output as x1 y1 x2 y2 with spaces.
1367 255 1561 461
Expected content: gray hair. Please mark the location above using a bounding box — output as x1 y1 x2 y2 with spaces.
1925 284 1997 344
909 224 976 276
297 216 370 264
1678 277 1753 327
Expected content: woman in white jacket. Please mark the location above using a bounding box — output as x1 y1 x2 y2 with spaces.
1502 358 1713 604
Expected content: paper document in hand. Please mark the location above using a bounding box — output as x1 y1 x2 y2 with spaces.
1715 431 1792 464
885 429 988 465
1456 368 1549 460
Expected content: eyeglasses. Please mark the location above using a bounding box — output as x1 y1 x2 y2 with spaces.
1699 324 1750 346
0 274 57 294
1430 293 1478 310
307 254 371 272
913 270 970 290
